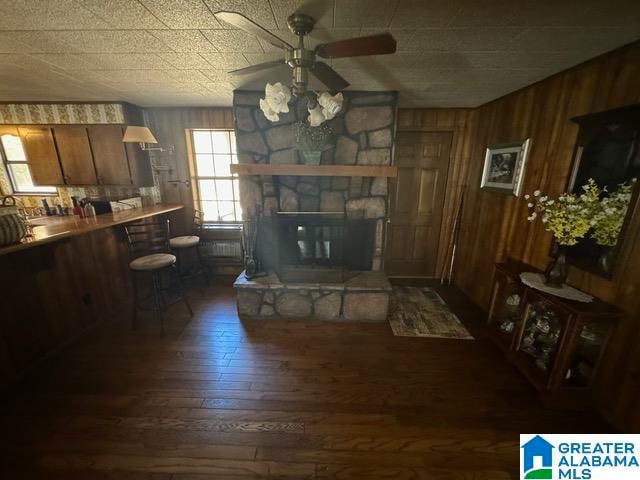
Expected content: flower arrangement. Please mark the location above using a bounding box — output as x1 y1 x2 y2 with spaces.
582 178 636 246
294 120 334 152
525 189 593 246
525 178 637 246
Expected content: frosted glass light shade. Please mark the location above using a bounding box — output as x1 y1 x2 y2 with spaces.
122 126 158 144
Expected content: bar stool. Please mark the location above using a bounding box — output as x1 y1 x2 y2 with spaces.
124 218 193 335
169 209 210 284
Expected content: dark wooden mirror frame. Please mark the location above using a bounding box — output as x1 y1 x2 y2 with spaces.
560 104 640 278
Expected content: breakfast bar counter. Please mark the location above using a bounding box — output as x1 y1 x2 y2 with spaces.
0 204 183 256
0 204 184 388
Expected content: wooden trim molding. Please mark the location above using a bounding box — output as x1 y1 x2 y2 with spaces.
230 164 397 177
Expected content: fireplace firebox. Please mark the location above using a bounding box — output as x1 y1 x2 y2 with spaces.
256 213 376 283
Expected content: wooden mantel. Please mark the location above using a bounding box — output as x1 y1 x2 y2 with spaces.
230 164 397 177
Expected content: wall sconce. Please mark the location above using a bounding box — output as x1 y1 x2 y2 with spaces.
122 126 174 154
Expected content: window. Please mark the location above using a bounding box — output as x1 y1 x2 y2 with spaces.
0 133 56 194
190 129 242 223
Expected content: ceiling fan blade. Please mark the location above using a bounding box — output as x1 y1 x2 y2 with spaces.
229 60 285 76
315 33 397 59
310 61 350 92
214 11 294 51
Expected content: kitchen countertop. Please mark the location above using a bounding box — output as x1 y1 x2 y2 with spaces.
0 204 183 257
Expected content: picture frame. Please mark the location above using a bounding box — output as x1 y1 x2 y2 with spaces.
480 139 531 196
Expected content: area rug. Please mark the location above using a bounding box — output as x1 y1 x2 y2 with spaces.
389 287 474 340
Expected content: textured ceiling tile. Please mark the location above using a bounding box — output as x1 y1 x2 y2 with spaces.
200 52 250 69
9 31 79 53
148 30 218 53
507 27 640 53
0 32 39 53
140 0 221 28
268 0 334 29
406 27 524 52
156 53 210 69
49 30 171 53
79 0 167 28
76 53 173 70
167 70 213 83
335 0 399 28
30 53 100 70
96 69 180 82
202 29 265 53
205 0 278 29
0 0 112 30
391 0 459 28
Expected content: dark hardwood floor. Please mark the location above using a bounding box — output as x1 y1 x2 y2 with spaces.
1 280 606 479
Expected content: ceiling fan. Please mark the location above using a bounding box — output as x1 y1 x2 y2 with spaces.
213 10 397 96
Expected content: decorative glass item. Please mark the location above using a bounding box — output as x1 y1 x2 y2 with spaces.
518 299 565 374
307 103 325 127
565 321 611 387
488 274 523 346
544 245 567 287
301 150 322 165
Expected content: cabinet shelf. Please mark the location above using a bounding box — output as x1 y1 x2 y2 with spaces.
230 164 397 177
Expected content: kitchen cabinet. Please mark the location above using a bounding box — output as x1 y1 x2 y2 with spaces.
88 125 131 185
15 126 65 185
54 125 97 185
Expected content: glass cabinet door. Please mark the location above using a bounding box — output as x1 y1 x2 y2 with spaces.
517 295 569 382
564 320 612 387
488 274 524 346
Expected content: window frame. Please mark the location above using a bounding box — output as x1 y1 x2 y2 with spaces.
0 133 57 196
187 128 242 225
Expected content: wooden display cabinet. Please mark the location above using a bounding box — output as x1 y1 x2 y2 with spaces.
488 260 622 409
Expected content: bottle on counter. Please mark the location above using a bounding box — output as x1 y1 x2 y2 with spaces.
41 198 52 216
71 197 85 218
83 201 96 217
55 203 64 216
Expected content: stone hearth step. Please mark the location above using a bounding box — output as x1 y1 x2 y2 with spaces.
234 270 392 322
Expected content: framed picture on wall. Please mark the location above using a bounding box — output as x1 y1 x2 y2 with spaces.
480 139 531 196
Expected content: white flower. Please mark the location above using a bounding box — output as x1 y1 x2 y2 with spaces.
527 212 537 221
259 98 279 122
542 217 548 223
264 82 291 114
307 104 326 127
540 196 548 202
533 190 541 196
547 200 554 205
527 203 534 208
317 92 343 120
524 194 530 200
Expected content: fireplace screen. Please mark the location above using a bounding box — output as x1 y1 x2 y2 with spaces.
256 214 376 282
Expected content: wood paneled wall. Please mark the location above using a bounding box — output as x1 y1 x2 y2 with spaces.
145 108 234 233
452 41 640 430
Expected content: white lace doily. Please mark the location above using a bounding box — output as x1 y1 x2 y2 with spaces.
519 272 594 303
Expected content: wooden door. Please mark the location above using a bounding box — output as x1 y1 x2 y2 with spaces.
88 125 131 185
15 126 64 185
385 131 452 276
123 127 154 187
54 126 97 185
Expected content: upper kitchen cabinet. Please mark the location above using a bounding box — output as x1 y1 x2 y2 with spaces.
15 126 65 185
87 125 131 185
54 126 97 185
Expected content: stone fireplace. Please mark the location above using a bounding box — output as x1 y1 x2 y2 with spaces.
233 90 397 321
